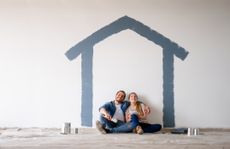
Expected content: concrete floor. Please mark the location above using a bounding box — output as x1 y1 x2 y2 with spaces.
0 128 230 149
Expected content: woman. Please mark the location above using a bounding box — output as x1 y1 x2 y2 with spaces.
125 92 162 134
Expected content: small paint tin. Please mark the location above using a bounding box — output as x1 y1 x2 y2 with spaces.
194 128 199 136
111 118 118 123
187 128 193 136
74 128 78 134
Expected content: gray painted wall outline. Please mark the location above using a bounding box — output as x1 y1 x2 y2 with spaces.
65 16 189 127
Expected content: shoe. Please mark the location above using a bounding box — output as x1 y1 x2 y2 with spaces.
133 128 137 133
96 120 107 134
136 125 143 135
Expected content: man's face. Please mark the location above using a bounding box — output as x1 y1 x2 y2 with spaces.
115 92 125 103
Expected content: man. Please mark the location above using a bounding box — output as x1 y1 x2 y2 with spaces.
96 90 149 134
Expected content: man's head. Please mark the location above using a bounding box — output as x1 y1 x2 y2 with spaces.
115 90 126 103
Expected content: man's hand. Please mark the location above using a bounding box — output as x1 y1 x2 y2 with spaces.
103 113 112 121
100 108 112 120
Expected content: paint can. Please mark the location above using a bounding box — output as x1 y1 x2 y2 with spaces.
187 128 193 136
194 128 199 136
74 128 78 134
61 122 71 134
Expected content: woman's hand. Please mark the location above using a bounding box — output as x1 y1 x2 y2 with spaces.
125 113 131 122
144 105 151 115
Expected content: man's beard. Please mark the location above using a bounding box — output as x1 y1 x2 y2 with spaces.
115 98 123 104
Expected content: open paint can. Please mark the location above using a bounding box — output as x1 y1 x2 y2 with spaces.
61 122 71 134
194 128 200 136
187 128 200 136
187 128 194 136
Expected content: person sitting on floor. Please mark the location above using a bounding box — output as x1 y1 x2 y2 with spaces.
126 92 162 134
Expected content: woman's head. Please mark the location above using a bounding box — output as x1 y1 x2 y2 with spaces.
128 92 138 103
128 92 143 115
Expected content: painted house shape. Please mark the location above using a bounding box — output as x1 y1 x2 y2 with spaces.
65 16 189 127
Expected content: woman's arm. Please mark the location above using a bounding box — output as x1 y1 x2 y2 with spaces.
125 109 131 122
139 103 149 119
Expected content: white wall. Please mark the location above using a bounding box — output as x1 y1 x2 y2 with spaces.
0 0 229 128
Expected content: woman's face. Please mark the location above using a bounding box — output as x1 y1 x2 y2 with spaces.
129 93 138 103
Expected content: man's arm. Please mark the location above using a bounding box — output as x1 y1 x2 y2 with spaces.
99 101 114 120
99 108 112 120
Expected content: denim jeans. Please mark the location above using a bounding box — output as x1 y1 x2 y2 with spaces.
139 122 162 133
99 114 139 133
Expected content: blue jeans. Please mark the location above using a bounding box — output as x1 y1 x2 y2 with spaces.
139 122 162 133
99 114 139 133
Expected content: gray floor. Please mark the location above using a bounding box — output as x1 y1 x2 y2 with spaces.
0 128 230 149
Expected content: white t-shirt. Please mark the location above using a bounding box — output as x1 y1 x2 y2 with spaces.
112 104 125 122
